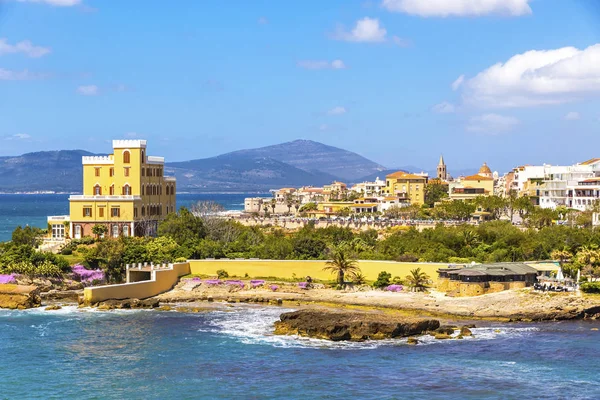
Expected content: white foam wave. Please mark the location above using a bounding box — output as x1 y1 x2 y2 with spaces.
202 306 541 350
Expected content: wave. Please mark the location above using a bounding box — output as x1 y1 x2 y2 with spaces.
201 305 540 350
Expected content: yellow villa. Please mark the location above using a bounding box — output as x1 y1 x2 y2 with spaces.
383 171 427 206
67 139 176 239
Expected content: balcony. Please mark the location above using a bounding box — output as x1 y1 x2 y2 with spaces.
69 195 141 201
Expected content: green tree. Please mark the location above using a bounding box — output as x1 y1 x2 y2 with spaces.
405 267 430 292
322 244 361 286
158 207 206 245
425 181 449 207
372 271 392 288
11 226 42 247
92 224 108 240
299 202 318 212
514 195 534 221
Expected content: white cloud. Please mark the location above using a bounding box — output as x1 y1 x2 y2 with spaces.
0 68 43 80
3 133 31 141
258 16 268 24
298 59 346 70
381 0 532 17
16 0 81 6
467 113 519 134
0 39 50 58
392 35 411 47
461 44 600 108
432 101 455 113
327 106 347 115
333 17 387 43
319 124 329 131
564 111 581 121
76 85 98 96
451 75 464 91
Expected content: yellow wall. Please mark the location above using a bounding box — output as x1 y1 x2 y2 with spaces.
83 262 190 304
188 259 443 283
384 177 426 205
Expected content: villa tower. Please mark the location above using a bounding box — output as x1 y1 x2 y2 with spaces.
68 140 176 239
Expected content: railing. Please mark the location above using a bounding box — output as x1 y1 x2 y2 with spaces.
69 195 141 200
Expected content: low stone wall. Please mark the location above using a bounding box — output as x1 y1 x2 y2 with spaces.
83 262 190 304
189 259 443 283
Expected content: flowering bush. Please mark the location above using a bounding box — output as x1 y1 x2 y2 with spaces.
203 279 222 286
72 265 105 282
270 285 279 291
226 280 244 288
250 280 265 288
0 274 16 284
298 282 309 289
385 284 403 292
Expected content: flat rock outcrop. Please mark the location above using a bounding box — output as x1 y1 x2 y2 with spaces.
0 284 41 309
93 298 160 310
274 309 440 342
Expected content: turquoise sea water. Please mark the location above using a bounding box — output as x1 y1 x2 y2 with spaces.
1 305 599 399
0 193 259 242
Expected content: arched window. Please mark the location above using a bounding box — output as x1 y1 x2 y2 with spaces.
141 150 145 163
141 186 145 196
94 184 101 195
123 184 131 195
159 186 163 196
141 206 145 216
123 150 131 164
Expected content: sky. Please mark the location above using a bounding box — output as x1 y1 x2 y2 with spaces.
1 0 600 175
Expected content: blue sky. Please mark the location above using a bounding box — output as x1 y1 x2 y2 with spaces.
1 0 599 174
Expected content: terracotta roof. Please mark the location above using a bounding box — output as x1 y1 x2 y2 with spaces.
581 158 600 165
463 174 494 181
386 171 426 180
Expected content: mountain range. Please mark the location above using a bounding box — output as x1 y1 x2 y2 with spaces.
0 140 480 193
0 140 389 193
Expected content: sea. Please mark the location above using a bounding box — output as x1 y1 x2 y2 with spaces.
0 193 260 243
0 305 599 399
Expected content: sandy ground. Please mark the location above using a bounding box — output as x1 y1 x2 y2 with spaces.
157 281 600 321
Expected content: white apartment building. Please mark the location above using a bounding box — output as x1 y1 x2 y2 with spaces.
510 159 600 211
350 177 386 196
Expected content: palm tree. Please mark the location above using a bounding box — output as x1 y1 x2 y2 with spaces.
405 267 430 292
270 198 276 215
551 248 572 267
323 245 361 286
294 201 300 215
461 230 480 248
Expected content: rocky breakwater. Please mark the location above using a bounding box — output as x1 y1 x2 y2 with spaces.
274 309 440 342
0 284 41 309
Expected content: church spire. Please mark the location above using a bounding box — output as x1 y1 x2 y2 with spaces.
438 154 445 166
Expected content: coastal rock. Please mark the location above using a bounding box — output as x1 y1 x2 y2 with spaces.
435 326 456 335
45 305 62 311
407 337 419 345
434 333 452 340
0 284 41 309
96 298 159 310
274 309 440 342
41 289 82 302
460 326 473 337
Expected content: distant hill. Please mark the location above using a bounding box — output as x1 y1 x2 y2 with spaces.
166 153 339 192
222 139 387 181
0 150 95 193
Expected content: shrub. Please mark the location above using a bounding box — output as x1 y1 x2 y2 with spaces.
373 271 392 289
4 260 62 278
353 273 367 285
580 282 600 294
216 269 229 279
392 276 404 285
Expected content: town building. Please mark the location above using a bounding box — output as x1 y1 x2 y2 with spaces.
437 262 539 296
350 177 386 196
383 171 427 206
67 140 176 239
323 181 348 201
437 155 448 181
508 159 600 211
448 163 495 201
